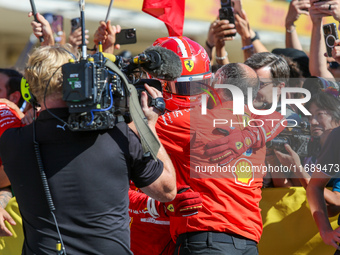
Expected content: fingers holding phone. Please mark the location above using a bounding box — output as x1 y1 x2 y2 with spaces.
331 39 340 63
234 10 251 40
286 0 310 29
212 20 236 45
28 12 54 46
313 0 340 21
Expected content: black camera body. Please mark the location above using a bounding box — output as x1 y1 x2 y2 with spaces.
62 53 130 131
266 122 311 157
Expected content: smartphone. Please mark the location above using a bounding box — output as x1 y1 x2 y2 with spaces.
219 0 236 37
51 15 63 35
232 0 242 16
71 17 81 33
323 23 339 57
115 28 137 45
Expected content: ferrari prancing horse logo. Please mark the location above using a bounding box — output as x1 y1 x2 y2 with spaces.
184 60 194 72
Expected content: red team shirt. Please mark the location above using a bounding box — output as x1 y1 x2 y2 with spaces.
129 183 175 255
0 102 22 165
129 101 285 252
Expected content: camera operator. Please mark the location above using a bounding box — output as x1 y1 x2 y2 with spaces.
275 92 340 211
0 44 176 255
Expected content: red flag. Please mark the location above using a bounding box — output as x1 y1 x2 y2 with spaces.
142 0 185 36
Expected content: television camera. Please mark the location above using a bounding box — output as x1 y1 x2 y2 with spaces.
266 121 314 157
61 44 182 132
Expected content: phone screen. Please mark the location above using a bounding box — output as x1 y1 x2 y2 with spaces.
52 15 63 35
323 23 339 57
51 15 64 44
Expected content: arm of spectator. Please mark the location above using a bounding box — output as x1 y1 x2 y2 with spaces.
28 12 54 46
275 144 340 210
249 28 269 53
274 144 311 188
93 20 121 54
204 20 217 60
307 171 340 249
139 84 176 202
235 11 253 61
208 20 235 66
0 187 15 236
312 0 340 21
69 27 89 53
266 152 295 187
285 0 310 50
235 10 268 61
309 5 334 78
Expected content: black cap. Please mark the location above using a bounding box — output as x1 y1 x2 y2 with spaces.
272 48 311 78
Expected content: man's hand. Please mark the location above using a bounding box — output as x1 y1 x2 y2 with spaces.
210 19 236 48
93 20 121 54
147 185 202 218
235 10 251 40
141 84 165 127
312 0 340 21
320 227 340 249
0 207 15 236
204 127 259 166
285 0 310 29
28 12 54 46
274 144 301 168
161 185 202 217
69 27 89 51
309 1 329 23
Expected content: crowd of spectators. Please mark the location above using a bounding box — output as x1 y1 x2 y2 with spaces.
2 0 340 254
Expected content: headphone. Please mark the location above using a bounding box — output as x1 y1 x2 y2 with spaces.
20 77 37 105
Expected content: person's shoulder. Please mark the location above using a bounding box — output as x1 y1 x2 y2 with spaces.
330 126 340 136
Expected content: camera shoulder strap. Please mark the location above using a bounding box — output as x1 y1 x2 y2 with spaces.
104 60 160 161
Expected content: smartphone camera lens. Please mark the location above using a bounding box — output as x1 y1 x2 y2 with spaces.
126 30 135 39
327 35 336 48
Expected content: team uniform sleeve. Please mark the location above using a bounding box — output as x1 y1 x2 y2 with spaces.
156 110 192 155
128 188 149 213
0 104 22 166
0 104 22 137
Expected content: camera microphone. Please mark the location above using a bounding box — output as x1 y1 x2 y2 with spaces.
101 46 182 81
131 46 182 81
